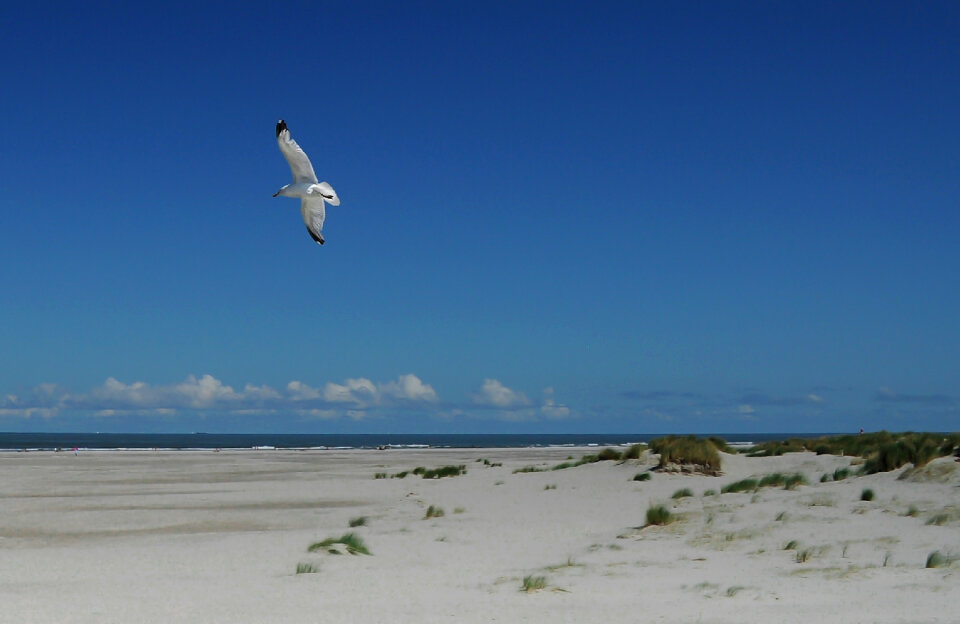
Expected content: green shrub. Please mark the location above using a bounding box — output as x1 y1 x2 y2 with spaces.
348 516 368 527
672 488 694 499
784 540 799 550
424 505 445 519
374 472 388 479
861 488 875 502
633 472 651 481
646 504 673 526
833 467 851 481
521 575 547 592
621 443 646 460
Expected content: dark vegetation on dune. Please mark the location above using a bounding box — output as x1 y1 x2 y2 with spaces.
649 436 723 475
744 432 960 474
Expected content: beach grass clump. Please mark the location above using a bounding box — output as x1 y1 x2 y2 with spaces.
783 473 807 490
419 465 466 479
925 551 950 568
758 473 786 488
349 516 368 528
926 513 949 526
703 489 717 497
521 575 547 592
424 505 445 519
513 465 547 473
649 435 722 475
295 562 318 574
784 540 800 551
374 472 388 479
597 447 623 461
722 478 759 494
621 443 646 460
744 438 807 457
904 505 920 517
544 484 557 490
633 472 651 482
646 504 673 526
391 471 409 479
795 548 813 563
861 488 875 502
775 511 788 521
739 432 960 470
672 487 694 499
833 467 852 481
308 533 371 556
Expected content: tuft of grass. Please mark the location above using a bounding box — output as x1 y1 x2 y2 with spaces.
649 435 722 475
621 443 646 460
424 505 445 519
784 474 807 490
775 511 788 521
308 532 371 556
726 585 744 597
784 540 799 551
795 548 813 563
453 507 465 514
904 505 920 517
419 465 466 479
596 447 623 461
861 488 875 502
544 484 557 490
349 516 368 528
374 472 388 479
926 513 949 526
521 575 547 592
833 467 851 481
672 488 694 499
703 489 717 497
722 478 759 494
633 472 651 482
926 551 948 568
646 504 673 526
514 465 546 474
392 471 409 479
295 562 318 574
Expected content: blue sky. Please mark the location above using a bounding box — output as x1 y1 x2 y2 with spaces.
1 1 957 434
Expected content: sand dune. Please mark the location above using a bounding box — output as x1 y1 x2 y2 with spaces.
1 447 957 623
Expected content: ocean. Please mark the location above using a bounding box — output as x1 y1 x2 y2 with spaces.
0 432 831 451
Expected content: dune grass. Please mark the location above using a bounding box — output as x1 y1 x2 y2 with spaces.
722 478 759 494
672 487 694 499
418 465 467 479
424 505 445 519
861 488 875 502
295 562 318 574
308 532 371 556
649 435 722 475
646 504 673 526
621 443 646 460
926 551 950 568
721 473 807 494
633 472 651 482
743 432 960 473
926 513 950 526
349 516 368 527
521 575 548 592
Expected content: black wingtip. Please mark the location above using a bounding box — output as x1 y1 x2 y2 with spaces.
306 226 325 245
276 119 287 138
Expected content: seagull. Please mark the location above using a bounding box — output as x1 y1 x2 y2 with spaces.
273 119 340 245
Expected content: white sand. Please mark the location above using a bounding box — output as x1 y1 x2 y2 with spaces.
1 447 958 623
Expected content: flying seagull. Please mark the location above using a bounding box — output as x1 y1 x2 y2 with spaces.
273 119 340 245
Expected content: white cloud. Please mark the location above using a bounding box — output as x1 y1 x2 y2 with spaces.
474 379 530 408
381 374 438 402
324 378 379 405
540 387 572 419
286 381 321 400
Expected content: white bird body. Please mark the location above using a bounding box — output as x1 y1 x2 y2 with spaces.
273 120 339 245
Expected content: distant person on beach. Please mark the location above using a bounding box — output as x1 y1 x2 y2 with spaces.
73 447 78 456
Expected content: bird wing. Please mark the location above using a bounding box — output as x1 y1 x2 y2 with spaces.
301 197 326 245
276 120 318 184
314 181 340 206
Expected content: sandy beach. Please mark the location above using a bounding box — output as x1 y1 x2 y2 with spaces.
1 446 958 623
